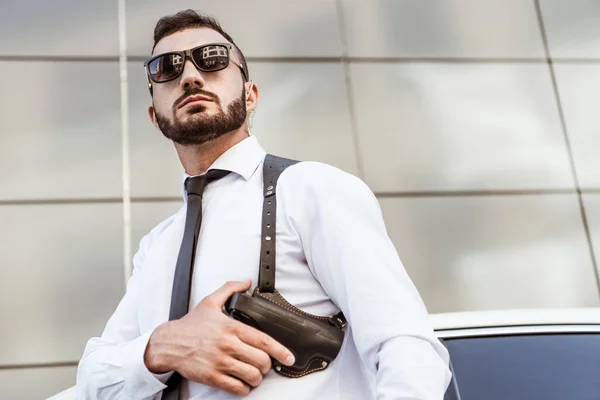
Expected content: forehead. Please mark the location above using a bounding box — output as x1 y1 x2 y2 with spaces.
152 27 229 55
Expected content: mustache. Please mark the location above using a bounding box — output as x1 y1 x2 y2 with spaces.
174 88 220 109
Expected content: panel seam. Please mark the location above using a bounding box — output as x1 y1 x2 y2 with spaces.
534 0 600 294
118 0 132 284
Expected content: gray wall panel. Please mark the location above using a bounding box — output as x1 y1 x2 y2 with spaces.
583 194 600 279
540 0 600 58
128 62 184 198
0 366 76 400
0 61 122 200
380 195 599 313
553 64 600 188
350 62 574 192
250 61 359 176
342 0 545 58
0 204 124 365
126 0 342 57
131 202 183 253
0 0 118 56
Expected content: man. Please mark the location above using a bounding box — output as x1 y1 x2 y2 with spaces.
77 9 451 400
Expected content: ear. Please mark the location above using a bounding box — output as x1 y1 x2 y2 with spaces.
245 80 259 113
148 104 159 130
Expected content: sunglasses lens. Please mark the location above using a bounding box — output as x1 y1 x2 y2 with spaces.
148 53 184 82
192 44 229 72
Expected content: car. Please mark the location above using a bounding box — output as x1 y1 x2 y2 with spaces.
48 308 600 400
435 308 600 400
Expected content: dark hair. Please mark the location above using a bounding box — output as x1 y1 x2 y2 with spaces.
152 9 249 80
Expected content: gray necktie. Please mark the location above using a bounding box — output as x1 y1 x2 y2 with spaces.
163 169 231 400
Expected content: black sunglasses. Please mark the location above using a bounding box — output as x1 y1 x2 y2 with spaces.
143 42 248 89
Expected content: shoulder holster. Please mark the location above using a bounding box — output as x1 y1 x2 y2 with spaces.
225 154 347 378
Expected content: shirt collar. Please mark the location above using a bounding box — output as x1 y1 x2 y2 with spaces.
181 135 266 200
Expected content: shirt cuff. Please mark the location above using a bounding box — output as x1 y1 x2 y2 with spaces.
122 329 174 397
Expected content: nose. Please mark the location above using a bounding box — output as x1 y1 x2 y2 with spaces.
179 58 206 91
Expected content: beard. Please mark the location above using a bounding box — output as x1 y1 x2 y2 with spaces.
154 87 247 146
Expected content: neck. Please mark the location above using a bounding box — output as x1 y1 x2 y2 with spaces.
174 128 249 176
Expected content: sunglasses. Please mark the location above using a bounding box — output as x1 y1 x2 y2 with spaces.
143 42 248 90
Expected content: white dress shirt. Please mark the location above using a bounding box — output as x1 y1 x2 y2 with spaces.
77 136 451 400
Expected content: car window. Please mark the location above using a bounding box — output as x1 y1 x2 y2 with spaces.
444 333 600 400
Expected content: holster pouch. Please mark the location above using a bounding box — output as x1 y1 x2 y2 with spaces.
225 287 346 378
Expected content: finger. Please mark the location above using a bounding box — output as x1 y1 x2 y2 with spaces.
205 372 251 397
237 324 295 367
206 280 252 308
220 357 263 388
229 339 272 375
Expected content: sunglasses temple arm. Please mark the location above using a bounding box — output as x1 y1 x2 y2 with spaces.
143 65 153 95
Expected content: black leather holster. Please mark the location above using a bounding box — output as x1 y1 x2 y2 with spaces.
225 287 346 377
225 155 348 378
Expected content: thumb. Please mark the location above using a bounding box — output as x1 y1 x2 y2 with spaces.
207 279 252 308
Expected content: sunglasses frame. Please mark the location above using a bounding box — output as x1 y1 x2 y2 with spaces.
143 42 248 93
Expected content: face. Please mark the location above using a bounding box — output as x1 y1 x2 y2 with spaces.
148 28 255 146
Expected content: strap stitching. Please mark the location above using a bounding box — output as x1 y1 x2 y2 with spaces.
276 358 328 377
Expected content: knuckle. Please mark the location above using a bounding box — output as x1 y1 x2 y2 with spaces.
215 375 230 390
218 338 236 353
248 369 263 387
257 333 270 349
223 378 248 397
203 371 219 387
224 322 239 336
215 356 233 371
258 353 272 373
231 382 250 397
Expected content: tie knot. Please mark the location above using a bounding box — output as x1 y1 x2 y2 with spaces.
185 169 231 196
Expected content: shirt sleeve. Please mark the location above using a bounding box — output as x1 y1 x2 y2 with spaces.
286 163 452 400
76 230 174 400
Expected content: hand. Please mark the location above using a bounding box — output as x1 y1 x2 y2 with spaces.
145 280 295 397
